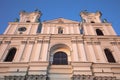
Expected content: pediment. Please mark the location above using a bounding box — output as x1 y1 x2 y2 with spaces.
43 18 79 24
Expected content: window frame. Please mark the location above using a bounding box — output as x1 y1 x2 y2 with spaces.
52 51 68 65
4 47 17 62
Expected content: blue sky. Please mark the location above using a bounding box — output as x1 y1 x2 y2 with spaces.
0 0 120 34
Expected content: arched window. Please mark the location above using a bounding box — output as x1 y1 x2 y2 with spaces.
58 27 63 34
4 47 17 62
104 49 116 63
53 51 68 65
96 29 104 36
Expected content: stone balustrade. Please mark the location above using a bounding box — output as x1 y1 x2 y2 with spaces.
4 75 117 80
5 75 47 80
72 75 116 80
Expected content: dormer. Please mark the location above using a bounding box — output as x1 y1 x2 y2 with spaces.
80 11 102 23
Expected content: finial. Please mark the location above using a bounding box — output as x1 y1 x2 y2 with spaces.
14 18 19 22
35 9 41 13
103 19 107 23
20 10 26 13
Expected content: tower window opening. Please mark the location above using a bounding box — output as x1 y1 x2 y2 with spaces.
58 27 63 34
53 51 68 65
91 21 95 23
104 49 116 63
80 28 84 34
26 20 30 23
96 29 104 36
4 47 17 62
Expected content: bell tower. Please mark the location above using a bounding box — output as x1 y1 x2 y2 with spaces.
4 10 42 35
80 11 116 35
80 11 102 23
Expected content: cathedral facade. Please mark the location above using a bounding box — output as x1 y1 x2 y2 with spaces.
0 10 120 80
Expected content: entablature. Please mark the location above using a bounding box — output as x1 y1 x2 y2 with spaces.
0 34 120 44
9 22 40 25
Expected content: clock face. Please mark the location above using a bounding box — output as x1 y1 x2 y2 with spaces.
18 27 27 32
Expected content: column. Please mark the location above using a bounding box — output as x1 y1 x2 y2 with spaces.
21 42 34 62
93 44 106 63
77 42 87 61
72 41 79 61
0 43 9 61
47 24 50 34
70 25 74 34
30 24 38 34
84 42 96 62
52 26 55 34
40 40 49 61
112 45 120 63
66 26 69 34
83 25 88 35
14 41 26 62
87 44 96 62
41 24 45 34
4 24 11 34
30 40 42 61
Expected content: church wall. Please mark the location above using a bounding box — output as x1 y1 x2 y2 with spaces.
0 11 120 79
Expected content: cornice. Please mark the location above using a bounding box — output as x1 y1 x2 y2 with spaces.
0 34 120 41
9 22 40 25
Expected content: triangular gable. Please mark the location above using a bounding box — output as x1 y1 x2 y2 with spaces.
43 18 79 24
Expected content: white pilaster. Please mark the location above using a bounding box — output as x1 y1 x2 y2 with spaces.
30 41 42 61
87 44 96 62
72 42 79 61
21 43 33 62
0 44 9 61
112 45 120 63
70 25 74 34
14 43 26 62
4 24 11 34
40 41 49 61
29 24 39 34
93 44 106 63
77 42 87 61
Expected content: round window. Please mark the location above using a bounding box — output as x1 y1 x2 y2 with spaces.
18 27 27 32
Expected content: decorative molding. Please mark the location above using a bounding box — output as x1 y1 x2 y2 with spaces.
110 42 117 45
43 40 49 43
29 41 35 44
4 41 11 44
86 42 92 45
21 41 27 44
37 40 43 43
94 42 101 45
